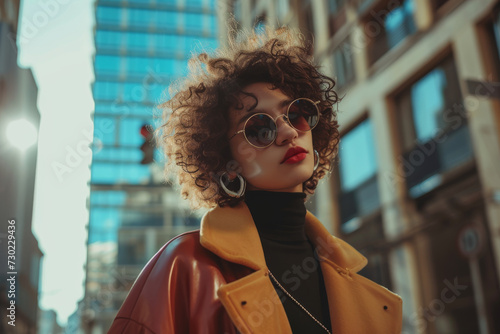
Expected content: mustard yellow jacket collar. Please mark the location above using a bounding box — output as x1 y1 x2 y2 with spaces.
200 201 368 273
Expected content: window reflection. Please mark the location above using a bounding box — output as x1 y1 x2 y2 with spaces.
339 119 378 192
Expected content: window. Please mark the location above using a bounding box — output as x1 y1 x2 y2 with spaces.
333 38 356 90
328 0 346 15
93 81 119 101
339 119 377 192
94 102 154 117
126 56 154 77
366 0 417 65
117 230 147 265
490 11 500 80
337 118 380 229
185 13 205 33
93 116 116 145
155 11 177 30
95 30 123 50
90 191 127 206
277 0 290 20
395 55 473 196
385 0 416 48
254 15 266 35
328 0 347 36
96 6 122 26
93 147 143 164
88 207 121 243
127 32 149 52
91 163 151 184
303 3 314 40
95 55 122 76
127 8 151 29
119 118 145 146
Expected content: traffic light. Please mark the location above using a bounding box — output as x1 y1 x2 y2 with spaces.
140 124 155 164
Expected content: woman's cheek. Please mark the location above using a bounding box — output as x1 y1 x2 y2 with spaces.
236 141 257 163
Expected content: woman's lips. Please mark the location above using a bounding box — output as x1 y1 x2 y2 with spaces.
282 152 307 164
281 146 308 164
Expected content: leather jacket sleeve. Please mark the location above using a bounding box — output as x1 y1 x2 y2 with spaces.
107 230 245 334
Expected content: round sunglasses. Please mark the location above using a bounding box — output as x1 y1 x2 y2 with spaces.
229 98 320 148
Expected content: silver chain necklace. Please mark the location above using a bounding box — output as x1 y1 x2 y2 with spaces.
267 269 332 334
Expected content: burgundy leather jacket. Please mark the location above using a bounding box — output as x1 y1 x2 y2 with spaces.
108 203 403 333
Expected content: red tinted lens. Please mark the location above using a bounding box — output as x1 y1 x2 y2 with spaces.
287 99 319 131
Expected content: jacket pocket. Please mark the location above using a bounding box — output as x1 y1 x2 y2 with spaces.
217 268 293 334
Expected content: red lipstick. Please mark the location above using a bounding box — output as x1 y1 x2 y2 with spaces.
281 146 308 164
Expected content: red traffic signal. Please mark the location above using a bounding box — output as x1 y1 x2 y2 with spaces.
140 124 155 164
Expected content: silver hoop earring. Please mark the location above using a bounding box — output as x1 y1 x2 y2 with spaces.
313 150 320 171
220 172 246 198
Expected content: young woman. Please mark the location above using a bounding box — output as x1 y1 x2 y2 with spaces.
108 27 402 334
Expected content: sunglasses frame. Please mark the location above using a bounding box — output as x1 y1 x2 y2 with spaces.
229 98 321 148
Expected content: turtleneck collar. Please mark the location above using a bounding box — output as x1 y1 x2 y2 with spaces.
244 190 307 242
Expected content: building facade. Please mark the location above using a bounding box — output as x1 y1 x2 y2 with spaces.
0 1 43 333
221 0 500 333
83 0 219 332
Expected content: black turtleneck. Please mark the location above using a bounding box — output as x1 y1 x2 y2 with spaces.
244 190 332 334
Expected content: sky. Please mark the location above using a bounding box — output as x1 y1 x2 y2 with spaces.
18 0 96 325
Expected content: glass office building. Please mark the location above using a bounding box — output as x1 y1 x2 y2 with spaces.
83 0 218 332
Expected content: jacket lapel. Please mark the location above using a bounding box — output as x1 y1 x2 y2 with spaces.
200 201 369 274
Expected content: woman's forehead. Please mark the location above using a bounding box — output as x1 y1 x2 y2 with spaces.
236 83 289 110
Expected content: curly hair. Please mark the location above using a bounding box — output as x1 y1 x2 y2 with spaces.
154 26 341 209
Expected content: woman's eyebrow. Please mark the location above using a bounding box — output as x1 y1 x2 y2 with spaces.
236 98 293 125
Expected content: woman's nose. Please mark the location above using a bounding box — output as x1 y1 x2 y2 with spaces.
275 115 298 145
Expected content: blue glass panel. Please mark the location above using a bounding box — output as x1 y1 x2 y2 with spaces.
126 56 155 76
185 0 204 10
209 15 217 32
122 82 149 103
96 6 122 26
95 55 122 75
95 102 156 117
156 34 176 53
120 118 145 146
95 30 123 49
93 116 116 145
88 207 121 243
384 0 415 49
127 8 151 29
411 68 446 143
93 147 143 163
176 59 189 76
339 119 378 192
148 84 167 103
91 163 151 184
185 13 204 32
156 11 177 30
90 191 127 206
155 58 176 76
94 81 120 101
494 13 500 61
128 32 149 51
